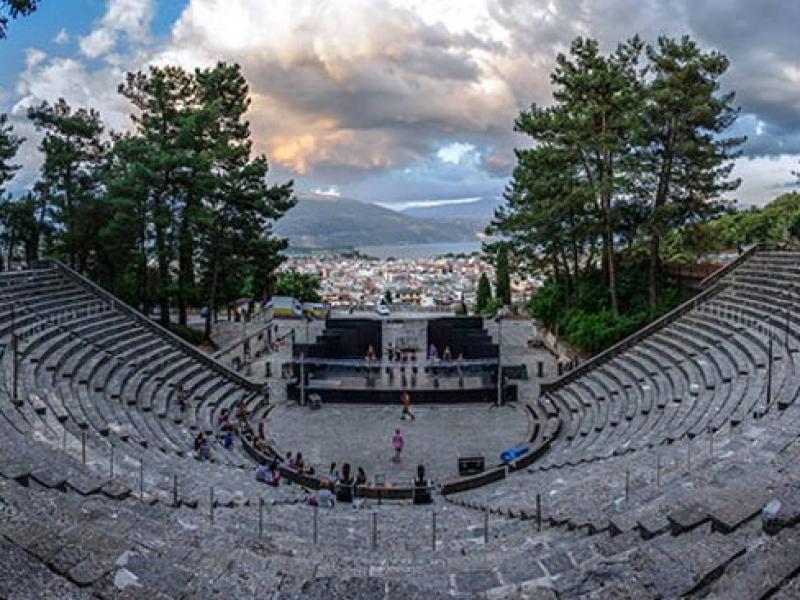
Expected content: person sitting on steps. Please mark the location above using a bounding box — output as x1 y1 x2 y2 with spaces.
177 386 190 412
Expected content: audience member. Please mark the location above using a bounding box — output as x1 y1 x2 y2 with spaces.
356 467 367 487
193 432 205 457
336 463 354 503
328 462 339 485
177 386 189 412
309 482 336 508
256 459 281 486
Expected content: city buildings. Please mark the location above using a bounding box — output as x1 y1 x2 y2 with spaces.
280 252 540 309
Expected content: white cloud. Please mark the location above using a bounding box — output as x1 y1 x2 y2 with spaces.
80 0 155 58
437 142 477 164
4 0 800 205
730 154 800 207
158 0 519 176
53 28 69 45
79 28 116 58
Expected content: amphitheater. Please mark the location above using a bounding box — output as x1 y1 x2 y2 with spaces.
1 245 800 599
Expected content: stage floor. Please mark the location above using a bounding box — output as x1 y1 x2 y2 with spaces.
267 402 532 484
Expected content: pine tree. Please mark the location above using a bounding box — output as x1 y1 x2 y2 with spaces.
495 245 511 306
27 99 106 271
0 0 38 38
517 37 644 313
637 36 744 307
118 66 194 326
0 194 38 266
476 272 492 314
99 133 152 306
193 62 295 340
490 144 588 306
0 113 22 195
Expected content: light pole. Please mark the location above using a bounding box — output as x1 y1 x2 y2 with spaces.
305 315 313 344
11 303 18 406
241 307 247 366
785 286 793 349
299 352 305 406
494 308 507 406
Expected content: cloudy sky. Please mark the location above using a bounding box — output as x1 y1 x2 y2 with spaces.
1 0 798 211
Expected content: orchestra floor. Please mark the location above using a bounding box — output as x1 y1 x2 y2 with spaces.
267 401 532 484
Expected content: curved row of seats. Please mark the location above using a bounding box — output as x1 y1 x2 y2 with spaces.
0 266 293 509
1 251 799 598
535 251 800 471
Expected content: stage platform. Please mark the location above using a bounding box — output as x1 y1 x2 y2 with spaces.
286 315 522 404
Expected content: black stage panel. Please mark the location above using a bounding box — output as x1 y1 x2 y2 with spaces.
427 317 498 359
295 318 381 359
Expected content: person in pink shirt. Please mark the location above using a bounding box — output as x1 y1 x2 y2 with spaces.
392 429 404 462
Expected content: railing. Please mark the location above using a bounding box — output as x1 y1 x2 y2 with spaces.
540 281 730 394
699 243 777 288
34 258 260 392
287 357 511 368
213 321 273 361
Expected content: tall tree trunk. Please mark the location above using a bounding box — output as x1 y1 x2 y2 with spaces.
177 207 193 327
648 232 661 310
569 213 581 301
154 199 170 328
65 175 75 269
603 198 618 313
138 206 148 313
205 247 221 341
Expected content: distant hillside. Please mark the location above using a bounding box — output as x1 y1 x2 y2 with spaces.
275 195 480 248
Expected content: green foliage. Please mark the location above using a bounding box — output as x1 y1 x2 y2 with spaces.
635 35 744 307
0 113 22 193
530 257 680 354
790 210 800 242
493 33 743 353
663 193 800 259
0 0 38 38
561 309 653 354
0 192 41 266
383 290 392 305
275 270 321 303
27 98 106 271
476 272 492 314
1 64 294 342
495 245 511 305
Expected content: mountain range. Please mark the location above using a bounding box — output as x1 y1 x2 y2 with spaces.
274 195 492 249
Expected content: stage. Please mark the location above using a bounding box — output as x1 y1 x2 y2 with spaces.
286 315 524 404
